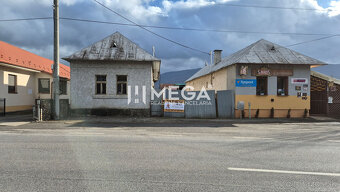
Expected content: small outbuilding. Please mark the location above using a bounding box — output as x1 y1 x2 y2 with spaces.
311 71 340 117
63 32 161 116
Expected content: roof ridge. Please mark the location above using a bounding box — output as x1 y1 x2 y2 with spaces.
63 31 159 61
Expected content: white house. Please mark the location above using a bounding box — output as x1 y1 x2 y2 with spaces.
63 32 161 116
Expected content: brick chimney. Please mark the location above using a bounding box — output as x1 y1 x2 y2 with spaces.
214 50 222 65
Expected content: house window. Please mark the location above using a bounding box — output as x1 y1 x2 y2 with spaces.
256 76 268 96
8 74 17 94
277 76 288 96
60 79 67 95
117 75 127 95
96 75 107 95
38 78 50 94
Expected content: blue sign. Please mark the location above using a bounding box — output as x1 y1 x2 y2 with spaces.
236 79 257 87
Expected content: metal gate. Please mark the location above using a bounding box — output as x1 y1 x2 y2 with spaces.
217 90 235 118
310 76 328 115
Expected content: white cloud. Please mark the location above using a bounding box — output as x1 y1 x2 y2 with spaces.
299 0 340 17
162 0 215 11
328 0 340 16
162 0 238 12
61 0 87 6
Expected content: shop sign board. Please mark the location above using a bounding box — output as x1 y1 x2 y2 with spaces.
236 79 257 87
251 68 293 76
291 78 308 84
255 67 271 76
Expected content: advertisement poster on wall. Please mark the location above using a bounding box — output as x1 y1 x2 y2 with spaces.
164 100 185 113
291 78 308 84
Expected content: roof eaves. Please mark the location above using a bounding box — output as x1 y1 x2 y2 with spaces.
311 71 340 84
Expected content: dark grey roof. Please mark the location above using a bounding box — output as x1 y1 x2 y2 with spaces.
63 32 160 62
186 39 327 82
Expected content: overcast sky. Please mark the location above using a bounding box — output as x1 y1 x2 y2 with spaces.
0 0 339 72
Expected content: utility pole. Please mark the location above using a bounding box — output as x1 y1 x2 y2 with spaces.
53 0 60 120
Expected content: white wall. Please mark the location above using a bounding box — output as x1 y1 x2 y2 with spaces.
70 61 152 109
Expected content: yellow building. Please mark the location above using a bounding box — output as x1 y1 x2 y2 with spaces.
186 39 326 118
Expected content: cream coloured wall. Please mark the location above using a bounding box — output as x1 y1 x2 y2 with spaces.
186 66 232 91
227 64 236 90
0 65 36 111
186 73 212 91
0 65 70 112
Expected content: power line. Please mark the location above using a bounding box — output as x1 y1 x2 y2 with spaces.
59 17 337 37
1 16 339 50
0 17 52 22
286 35 339 47
1 17 338 37
92 0 210 55
59 17 340 48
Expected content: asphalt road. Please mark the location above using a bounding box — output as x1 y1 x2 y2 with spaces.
0 119 339 191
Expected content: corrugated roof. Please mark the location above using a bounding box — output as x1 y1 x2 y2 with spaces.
0 41 70 79
186 39 327 82
63 31 160 62
311 71 340 85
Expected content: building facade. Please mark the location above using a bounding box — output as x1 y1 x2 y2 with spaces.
64 32 160 116
186 39 326 118
0 41 70 113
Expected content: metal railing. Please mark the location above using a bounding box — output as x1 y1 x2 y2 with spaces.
0 98 6 116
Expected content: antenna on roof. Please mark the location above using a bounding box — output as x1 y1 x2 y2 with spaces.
152 46 155 57
205 61 208 66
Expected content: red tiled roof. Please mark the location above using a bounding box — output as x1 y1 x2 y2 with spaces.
0 41 70 79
